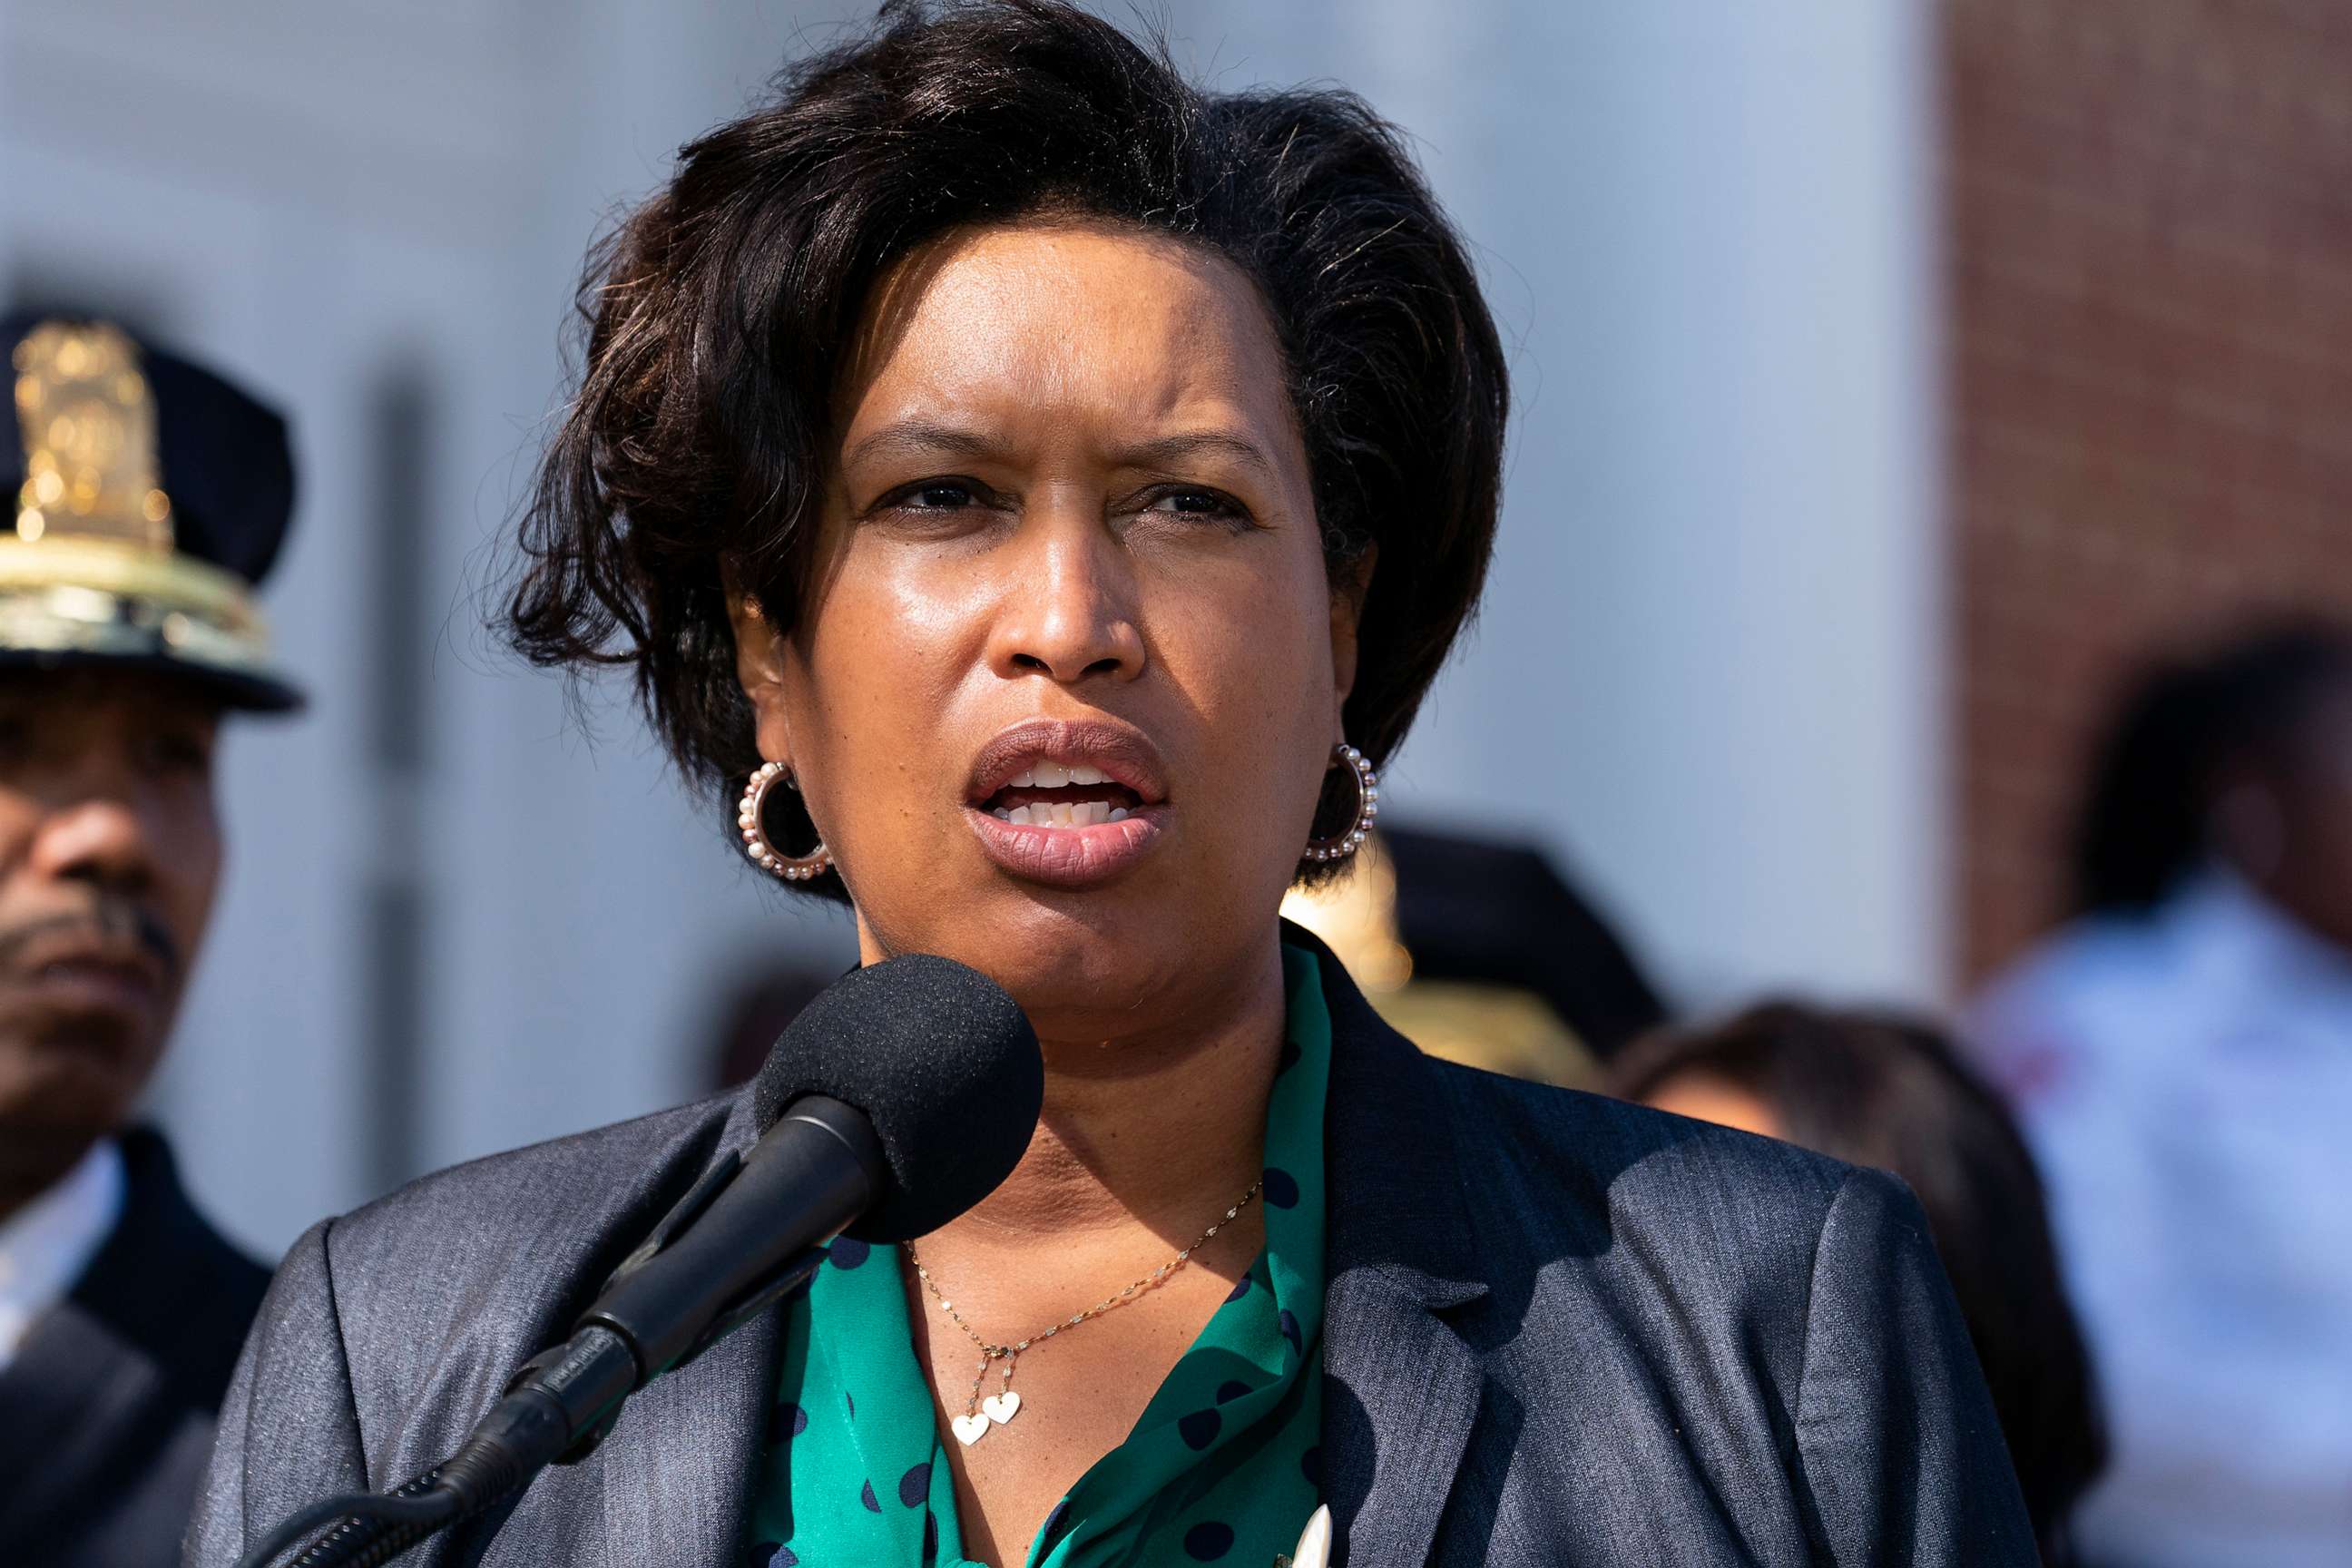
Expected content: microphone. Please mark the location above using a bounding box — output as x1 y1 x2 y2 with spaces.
237 953 1042 1568
580 951 1044 1386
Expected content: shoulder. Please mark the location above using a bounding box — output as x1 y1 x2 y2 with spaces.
1312 926 1864 1312
317 1093 739 1330
335 1092 735 1241
1332 1045 2025 1553
1426 1054 1860 1274
201 1099 739 1556
247 1094 741 1452
1420 1059 1974 1415
1418 1061 2009 1510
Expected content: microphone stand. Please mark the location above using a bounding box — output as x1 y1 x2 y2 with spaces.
233 1142 836 1568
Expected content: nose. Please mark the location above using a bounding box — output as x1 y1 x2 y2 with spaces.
985 514 1147 686
27 771 159 895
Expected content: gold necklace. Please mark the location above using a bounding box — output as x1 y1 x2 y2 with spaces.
905 1179 1263 1447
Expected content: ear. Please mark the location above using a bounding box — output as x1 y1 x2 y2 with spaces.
1328 544 1377 736
724 575 796 768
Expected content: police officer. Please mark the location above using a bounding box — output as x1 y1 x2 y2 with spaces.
0 313 302 1564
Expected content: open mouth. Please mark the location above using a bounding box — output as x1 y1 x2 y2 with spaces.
962 719 1171 887
980 762 1146 828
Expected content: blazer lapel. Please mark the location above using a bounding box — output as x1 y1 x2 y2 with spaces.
0 1132 260 1553
592 1087 779 1568
1322 1271 1485 1567
1297 927 1491 1567
0 1294 181 1541
591 1306 780 1567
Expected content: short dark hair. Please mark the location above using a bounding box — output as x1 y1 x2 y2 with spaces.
505 0 1507 894
2072 621 2352 916
1610 1004 2108 1563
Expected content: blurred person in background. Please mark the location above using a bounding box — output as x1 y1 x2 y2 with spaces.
0 313 303 1565
1611 1004 2107 1563
1971 622 2352 1568
1280 827 1666 1087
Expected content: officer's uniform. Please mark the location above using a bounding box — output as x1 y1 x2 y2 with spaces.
0 313 303 1565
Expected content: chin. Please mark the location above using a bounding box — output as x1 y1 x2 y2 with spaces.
876 882 1217 1036
0 1040 146 1134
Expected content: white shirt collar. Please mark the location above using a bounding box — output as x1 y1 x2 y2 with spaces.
0 1138 126 1372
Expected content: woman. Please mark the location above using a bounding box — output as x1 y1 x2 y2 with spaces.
1612 1004 2107 1563
195 4 2033 1563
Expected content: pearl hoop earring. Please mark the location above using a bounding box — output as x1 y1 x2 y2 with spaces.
738 760 833 882
1303 744 1379 864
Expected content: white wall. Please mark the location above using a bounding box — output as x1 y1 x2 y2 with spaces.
1 0 1943 1254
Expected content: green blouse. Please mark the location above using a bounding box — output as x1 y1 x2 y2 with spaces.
744 945 1333 1567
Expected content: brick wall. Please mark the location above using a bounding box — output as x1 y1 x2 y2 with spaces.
1948 0 2352 980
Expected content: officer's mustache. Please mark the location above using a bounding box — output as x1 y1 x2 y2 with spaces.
0 898 181 985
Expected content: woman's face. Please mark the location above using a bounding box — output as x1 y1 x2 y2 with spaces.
732 220 1361 1040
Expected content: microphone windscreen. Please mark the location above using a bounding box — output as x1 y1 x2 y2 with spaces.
750 953 1043 1241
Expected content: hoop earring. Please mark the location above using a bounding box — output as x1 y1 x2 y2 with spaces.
738 760 833 882
1303 743 1379 864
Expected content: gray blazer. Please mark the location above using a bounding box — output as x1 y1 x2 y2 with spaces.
191 936 2036 1566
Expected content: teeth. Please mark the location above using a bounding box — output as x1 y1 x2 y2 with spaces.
1011 768 1036 789
1068 764 1106 786
990 796 1133 828
1031 761 1072 789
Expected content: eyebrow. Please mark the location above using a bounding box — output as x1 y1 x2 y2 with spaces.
841 420 1007 472
841 421 1281 485
1114 431 1279 485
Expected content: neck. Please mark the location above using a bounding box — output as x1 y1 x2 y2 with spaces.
944 932 1289 1251
0 1124 101 1225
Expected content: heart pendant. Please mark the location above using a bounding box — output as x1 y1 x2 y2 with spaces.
950 1412 991 1446
982 1390 1022 1426
1286 1504 1333 1568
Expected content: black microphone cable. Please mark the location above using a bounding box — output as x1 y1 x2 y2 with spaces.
230 1475 453 1568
